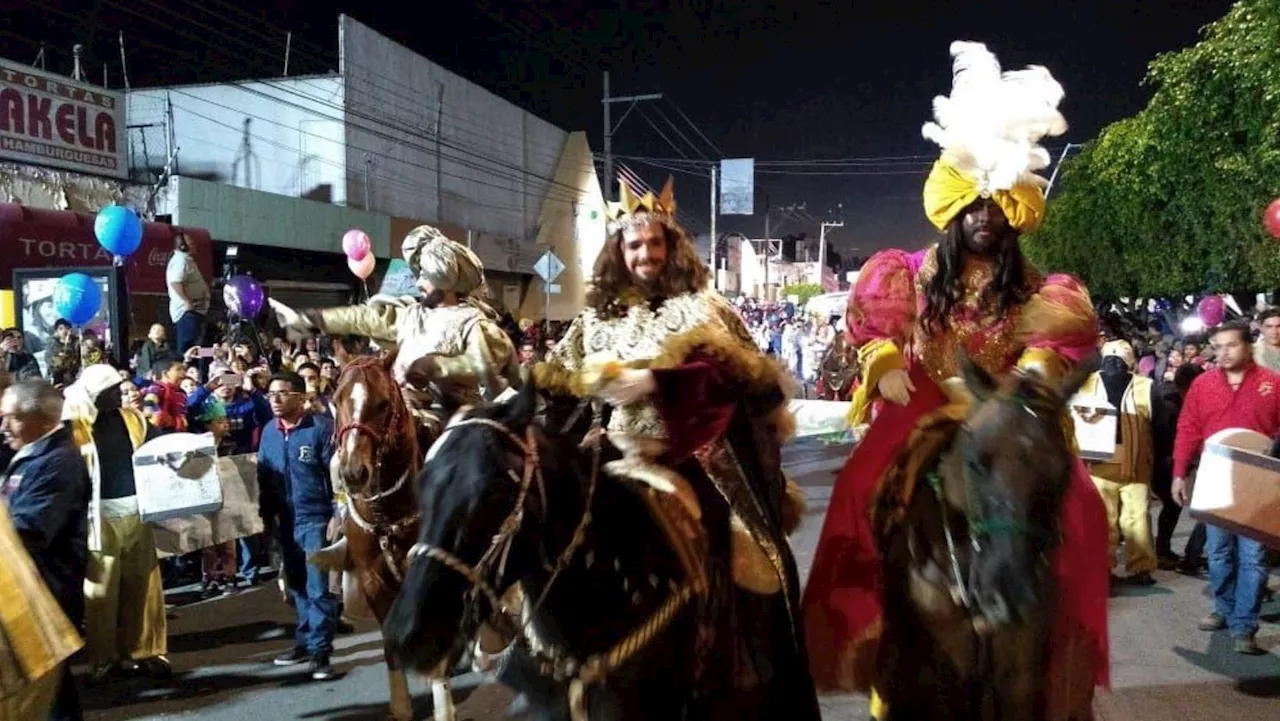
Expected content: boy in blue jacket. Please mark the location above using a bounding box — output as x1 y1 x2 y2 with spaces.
257 371 339 681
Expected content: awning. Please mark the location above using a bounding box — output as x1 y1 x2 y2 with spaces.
0 203 214 295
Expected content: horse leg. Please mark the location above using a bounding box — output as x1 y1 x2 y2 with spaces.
386 665 414 721
431 679 456 721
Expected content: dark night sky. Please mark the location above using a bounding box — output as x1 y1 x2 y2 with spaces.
3 0 1237 258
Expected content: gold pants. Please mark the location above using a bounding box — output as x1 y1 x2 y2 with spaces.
1090 476 1156 575
83 514 168 666
0 666 59 721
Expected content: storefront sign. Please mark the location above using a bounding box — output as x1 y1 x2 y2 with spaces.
0 58 127 179
0 203 213 294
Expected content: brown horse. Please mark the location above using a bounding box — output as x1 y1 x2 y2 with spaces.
871 356 1094 721
328 354 426 721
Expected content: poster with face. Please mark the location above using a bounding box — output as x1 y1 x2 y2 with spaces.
14 270 115 377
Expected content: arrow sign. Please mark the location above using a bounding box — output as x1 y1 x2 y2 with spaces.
533 250 565 283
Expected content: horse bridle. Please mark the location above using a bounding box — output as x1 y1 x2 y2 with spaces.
929 392 1063 612
406 407 697 719
335 366 419 581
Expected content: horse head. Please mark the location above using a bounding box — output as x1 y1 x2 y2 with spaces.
945 352 1096 630
332 353 419 498
383 379 581 676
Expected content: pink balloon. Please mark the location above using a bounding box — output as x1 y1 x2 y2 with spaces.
342 229 371 261
1198 295 1225 327
348 252 376 280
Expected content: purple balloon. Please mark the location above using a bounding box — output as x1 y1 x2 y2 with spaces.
223 274 265 318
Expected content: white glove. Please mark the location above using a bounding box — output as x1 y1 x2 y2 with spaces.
877 368 916 406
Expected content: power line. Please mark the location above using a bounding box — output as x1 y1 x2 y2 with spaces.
665 98 723 158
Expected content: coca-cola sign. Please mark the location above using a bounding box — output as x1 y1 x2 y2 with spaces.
0 203 212 294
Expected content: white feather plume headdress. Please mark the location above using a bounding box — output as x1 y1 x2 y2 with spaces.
922 41 1068 196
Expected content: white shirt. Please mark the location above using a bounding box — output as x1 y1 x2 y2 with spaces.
165 249 210 323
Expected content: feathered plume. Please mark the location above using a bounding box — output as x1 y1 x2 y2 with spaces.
921 41 1067 195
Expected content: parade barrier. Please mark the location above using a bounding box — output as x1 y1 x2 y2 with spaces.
788 399 856 442
132 434 263 556
1190 428 1280 548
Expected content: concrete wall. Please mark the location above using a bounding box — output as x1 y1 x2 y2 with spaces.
127 77 348 205
522 132 606 321
159 176 392 257
338 15 569 242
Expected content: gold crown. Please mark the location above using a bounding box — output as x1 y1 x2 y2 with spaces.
606 175 677 234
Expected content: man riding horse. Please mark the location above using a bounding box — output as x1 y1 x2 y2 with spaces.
535 176 822 720
273 224 519 434
801 41 1110 720
271 225 520 564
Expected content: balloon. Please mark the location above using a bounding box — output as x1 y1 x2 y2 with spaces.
1266 199 1280 240
53 273 103 326
348 253 376 280
342 229 372 261
1198 295 1226 327
223 274 266 319
93 205 144 257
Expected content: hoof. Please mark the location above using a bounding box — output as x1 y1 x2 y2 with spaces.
308 537 350 571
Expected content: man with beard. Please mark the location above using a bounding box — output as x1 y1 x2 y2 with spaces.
801 42 1108 720
270 225 519 437
63 364 170 682
1074 340 1158 587
270 225 518 568
535 176 821 720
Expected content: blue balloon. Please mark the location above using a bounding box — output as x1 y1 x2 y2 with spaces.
53 273 103 326
94 204 143 257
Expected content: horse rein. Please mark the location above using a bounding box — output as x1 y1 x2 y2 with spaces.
928 394 1063 614
335 364 421 582
405 406 696 718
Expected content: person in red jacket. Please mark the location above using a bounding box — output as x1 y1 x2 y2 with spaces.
142 359 189 433
1171 320 1280 655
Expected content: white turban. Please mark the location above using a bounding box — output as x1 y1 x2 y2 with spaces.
400 225 486 296
62 363 122 422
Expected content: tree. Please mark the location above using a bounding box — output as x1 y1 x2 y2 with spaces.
781 282 824 307
1025 0 1280 299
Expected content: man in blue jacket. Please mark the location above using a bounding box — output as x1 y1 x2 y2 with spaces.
257 370 339 681
1 378 91 721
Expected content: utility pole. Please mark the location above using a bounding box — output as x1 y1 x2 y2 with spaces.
819 219 843 289
761 203 805 301
709 164 717 290
601 71 662 202
1045 142 1082 199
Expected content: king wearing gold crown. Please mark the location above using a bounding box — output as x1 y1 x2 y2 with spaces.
801 42 1110 719
536 177 822 719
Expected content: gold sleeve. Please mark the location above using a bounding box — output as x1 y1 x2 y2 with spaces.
434 318 519 401
534 315 588 396
309 304 400 345
846 338 907 425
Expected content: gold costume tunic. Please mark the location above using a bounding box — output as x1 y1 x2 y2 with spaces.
540 290 770 448
0 499 82 700
310 299 518 408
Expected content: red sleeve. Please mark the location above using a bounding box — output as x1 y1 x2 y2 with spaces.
1173 381 1204 479
650 356 741 463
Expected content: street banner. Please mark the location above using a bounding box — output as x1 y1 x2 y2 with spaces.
719 158 754 215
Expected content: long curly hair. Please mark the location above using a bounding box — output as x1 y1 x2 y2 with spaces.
921 219 1033 332
585 222 711 318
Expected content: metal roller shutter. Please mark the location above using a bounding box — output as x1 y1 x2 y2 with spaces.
264 281 355 311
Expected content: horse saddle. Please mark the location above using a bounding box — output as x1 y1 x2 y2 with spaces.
604 454 785 597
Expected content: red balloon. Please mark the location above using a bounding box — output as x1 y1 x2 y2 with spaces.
1265 199 1280 240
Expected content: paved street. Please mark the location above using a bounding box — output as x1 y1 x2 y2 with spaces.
82 440 1279 720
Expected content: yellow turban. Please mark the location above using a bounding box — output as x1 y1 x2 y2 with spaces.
922 160 1047 233
1100 339 1136 369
